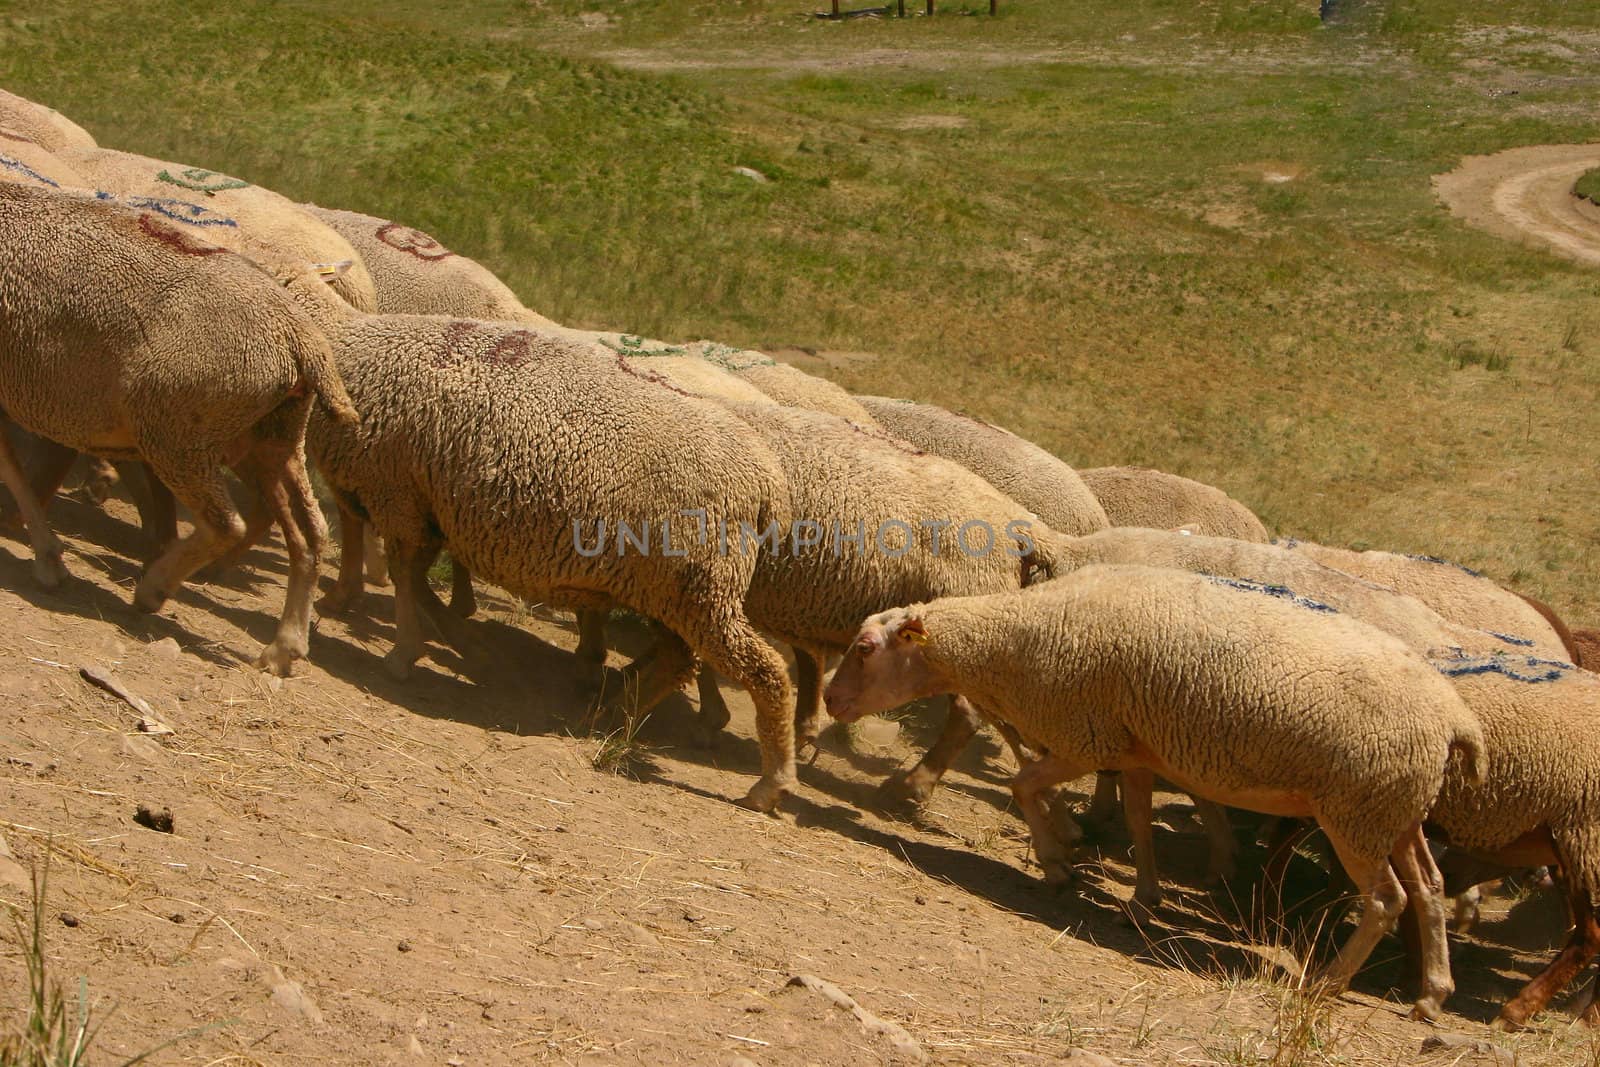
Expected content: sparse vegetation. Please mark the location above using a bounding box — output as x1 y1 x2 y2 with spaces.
1577 167 1600 204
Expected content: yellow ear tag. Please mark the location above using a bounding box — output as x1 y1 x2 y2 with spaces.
901 627 928 645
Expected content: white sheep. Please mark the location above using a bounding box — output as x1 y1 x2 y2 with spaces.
825 563 1486 1020
58 146 380 314
0 88 95 153
1275 538 1571 660
0 183 357 675
1078 465 1270 542
854 396 1109 536
284 281 804 813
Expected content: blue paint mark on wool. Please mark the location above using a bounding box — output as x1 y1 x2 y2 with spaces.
1203 574 1338 614
1483 630 1535 648
1403 553 1483 578
0 154 58 187
96 191 237 227
1431 652 1571 684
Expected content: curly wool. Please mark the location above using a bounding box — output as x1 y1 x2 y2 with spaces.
0 130 87 190
723 402 1053 656
303 204 556 328
855 396 1109 536
873 564 1483 864
60 147 380 314
1274 539 1568 660
1078 466 1270 542
0 88 95 153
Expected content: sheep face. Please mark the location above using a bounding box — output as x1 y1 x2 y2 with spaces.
825 609 941 722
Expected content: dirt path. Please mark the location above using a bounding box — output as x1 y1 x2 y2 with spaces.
1434 143 1600 266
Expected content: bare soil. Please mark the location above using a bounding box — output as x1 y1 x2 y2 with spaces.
0 494 1587 1064
1434 142 1600 266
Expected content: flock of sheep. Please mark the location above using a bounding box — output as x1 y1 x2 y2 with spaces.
3 85 1599 1031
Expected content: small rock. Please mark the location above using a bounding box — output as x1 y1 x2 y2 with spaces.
857 718 900 747
147 637 183 660
733 166 770 183
58 912 80 928
1420 1033 1514 1065
407 1034 425 1056
446 1058 464 1067
265 965 324 1025
0 834 29 893
133 803 175 834
397 939 413 953
914 895 927 905
169 912 185 924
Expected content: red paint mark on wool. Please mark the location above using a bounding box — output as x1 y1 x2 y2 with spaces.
138 214 229 257
612 351 695 397
0 128 39 144
430 322 537 369
376 222 455 261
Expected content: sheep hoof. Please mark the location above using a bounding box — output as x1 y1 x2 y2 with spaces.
254 642 302 678
450 590 477 618
1040 861 1074 888
876 768 936 809
32 551 68 590
132 578 169 613
1132 886 1164 909
382 649 417 681
735 778 789 815
1491 1012 1526 1033
1407 995 1446 1023
317 585 360 617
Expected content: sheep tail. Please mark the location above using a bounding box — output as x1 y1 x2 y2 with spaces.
1448 715 1488 787
294 330 360 425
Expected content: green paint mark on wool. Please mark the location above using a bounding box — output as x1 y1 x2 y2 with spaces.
156 167 250 195
696 342 774 371
601 334 687 357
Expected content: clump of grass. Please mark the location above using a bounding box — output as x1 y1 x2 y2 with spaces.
1576 167 1600 205
1449 339 1512 372
589 714 653 777
0 852 207 1067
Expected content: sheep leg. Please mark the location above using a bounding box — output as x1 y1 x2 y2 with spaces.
1086 772 1121 829
22 436 77 515
319 500 367 616
449 557 476 617
793 648 825 752
0 421 68 587
1498 887 1600 1029
382 537 433 680
118 462 179 563
1012 751 1092 887
573 609 609 686
691 619 791 814
1122 767 1164 907
1313 822 1410 996
878 693 979 807
610 622 697 717
204 456 275 576
249 452 325 677
133 463 246 611
362 525 390 586
1194 796 1238 884
1388 823 1454 1021
693 665 731 747
410 564 494 671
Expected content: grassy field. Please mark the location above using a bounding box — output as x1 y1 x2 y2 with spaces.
2 0 1598 612
1579 167 1600 204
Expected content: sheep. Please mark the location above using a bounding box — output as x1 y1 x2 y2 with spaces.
1572 627 1600 670
57 146 379 315
0 183 356 675
1077 466 1270 542
1401 656 1600 1028
300 204 557 328
0 88 95 153
853 396 1109 536
284 281 803 813
1275 538 1571 660
0 128 88 190
685 400 1056 755
824 563 1486 1020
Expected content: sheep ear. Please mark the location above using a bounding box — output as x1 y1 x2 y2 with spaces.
898 618 928 645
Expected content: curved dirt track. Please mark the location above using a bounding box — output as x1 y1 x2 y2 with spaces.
1434 143 1600 266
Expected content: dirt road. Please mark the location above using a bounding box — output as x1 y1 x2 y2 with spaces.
1434 143 1600 266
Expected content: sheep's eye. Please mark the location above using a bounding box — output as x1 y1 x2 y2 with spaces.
856 638 875 657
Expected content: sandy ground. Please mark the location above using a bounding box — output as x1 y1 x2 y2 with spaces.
1434 143 1600 266
0 492 1591 1065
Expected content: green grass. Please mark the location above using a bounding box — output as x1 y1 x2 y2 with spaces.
3 0 1599 614
1578 167 1600 204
